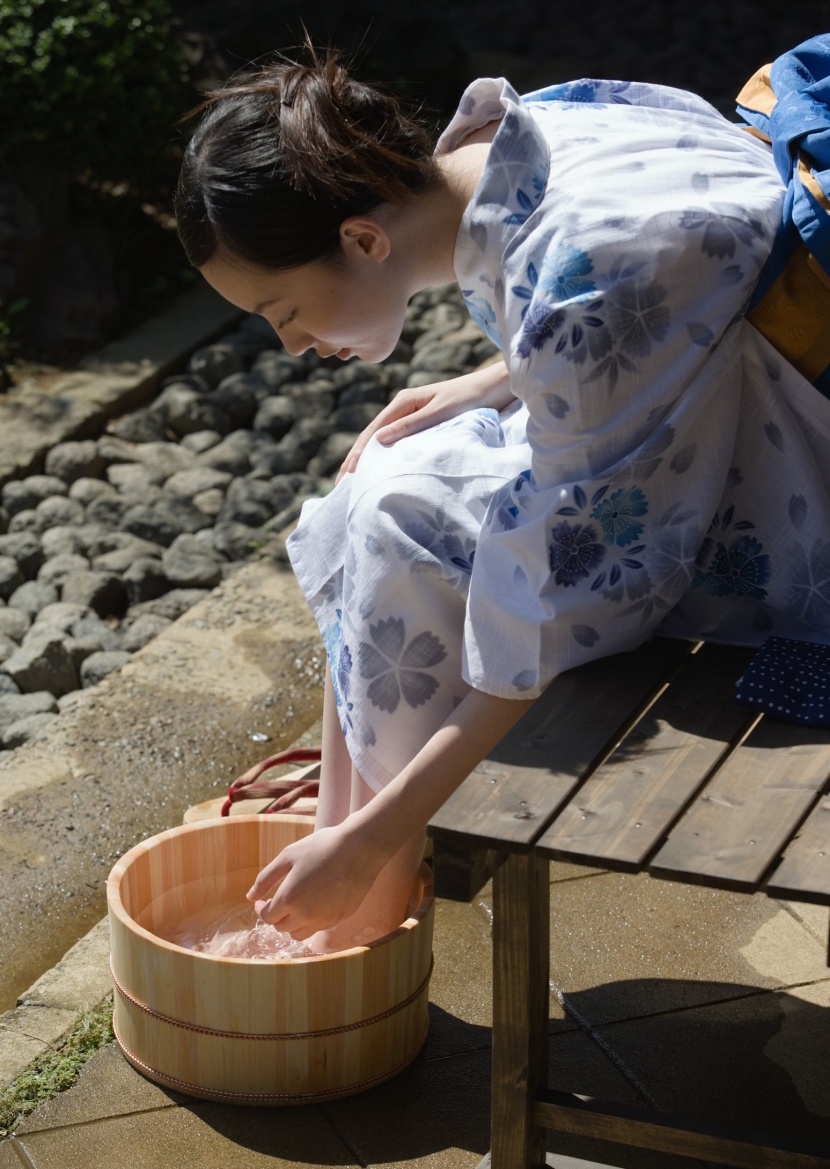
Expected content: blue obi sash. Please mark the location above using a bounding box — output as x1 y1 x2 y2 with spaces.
737 34 830 396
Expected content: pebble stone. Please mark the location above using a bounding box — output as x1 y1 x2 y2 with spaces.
0 283 496 746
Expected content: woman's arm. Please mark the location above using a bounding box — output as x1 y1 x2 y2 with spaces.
336 358 513 482
247 686 534 938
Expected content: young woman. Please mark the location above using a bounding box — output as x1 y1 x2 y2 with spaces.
175 38 830 952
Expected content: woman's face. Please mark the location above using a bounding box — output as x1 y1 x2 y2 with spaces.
200 224 408 364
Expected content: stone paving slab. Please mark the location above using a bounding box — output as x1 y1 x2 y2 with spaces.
0 284 240 487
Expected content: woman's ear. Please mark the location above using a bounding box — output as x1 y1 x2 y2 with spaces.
339 216 391 264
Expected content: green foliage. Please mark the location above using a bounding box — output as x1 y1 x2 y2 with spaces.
0 0 190 187
0 997 114 1136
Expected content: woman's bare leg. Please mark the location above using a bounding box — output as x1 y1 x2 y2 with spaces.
313 664 352 830
304 766 425 952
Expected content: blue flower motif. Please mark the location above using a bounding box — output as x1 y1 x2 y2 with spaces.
606 280 671 357
358 617 447 713
693 535 770 599
441 532 476 576
591 486 648 547
516 303 565 358
539 244 596 300
549 522 606 586
787 539 830 629
504 162 548 226
462 291 501 346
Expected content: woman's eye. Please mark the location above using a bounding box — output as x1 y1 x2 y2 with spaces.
276 311 296 330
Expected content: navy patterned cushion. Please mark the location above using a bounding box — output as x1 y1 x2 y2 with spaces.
736 637 830 728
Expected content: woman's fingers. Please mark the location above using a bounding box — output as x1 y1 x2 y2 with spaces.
335 387 439 483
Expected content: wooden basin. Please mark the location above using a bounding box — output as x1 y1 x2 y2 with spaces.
107 815 434 1104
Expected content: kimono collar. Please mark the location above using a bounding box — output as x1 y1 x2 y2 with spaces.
436 78 552 289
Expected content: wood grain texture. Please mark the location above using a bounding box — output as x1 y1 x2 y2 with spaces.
766 793 830 905
108 815 434 1104
491 852 549 1169
650 718 830 890
536 644 757 868
429 637 695 852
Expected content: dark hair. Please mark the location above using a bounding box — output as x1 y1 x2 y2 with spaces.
175 45 441 271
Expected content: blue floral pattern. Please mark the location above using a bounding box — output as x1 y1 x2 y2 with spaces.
286 72 830 795
358 617 447 713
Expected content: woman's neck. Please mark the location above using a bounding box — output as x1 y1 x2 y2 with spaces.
388 120 501 294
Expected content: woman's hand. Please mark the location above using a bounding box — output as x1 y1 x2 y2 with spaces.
246 822 387 940
336 359 513 483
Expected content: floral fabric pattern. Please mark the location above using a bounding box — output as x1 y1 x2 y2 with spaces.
288 74 830 793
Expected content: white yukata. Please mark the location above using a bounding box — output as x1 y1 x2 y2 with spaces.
287 75 830 792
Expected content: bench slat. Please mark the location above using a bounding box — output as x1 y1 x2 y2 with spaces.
536 644 757 868
649 718 830 890
428 637 695 853
766 793 830 904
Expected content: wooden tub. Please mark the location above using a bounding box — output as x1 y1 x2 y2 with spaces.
107 815 434 1105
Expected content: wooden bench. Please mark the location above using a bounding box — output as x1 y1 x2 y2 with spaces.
428 637 830 1169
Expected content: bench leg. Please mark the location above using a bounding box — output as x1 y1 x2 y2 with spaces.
489 850 550 1169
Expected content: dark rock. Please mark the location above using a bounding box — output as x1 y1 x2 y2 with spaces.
218 476 295 528
122 557 169 606
8 510 43 535
280 382 336 420
86 494 133 528
2 712 59 747
198 433 253 476
306 433 358 479
92 544 163 575
180 430 222 454
64 635 105 669
127 589 208 621
2 632 78 696
332 402 386 432
210 372 260 429
120 614 172 653
70 612 122 652
1 476 67 516
107 463 166 495
0 607 30 642
338 381 389 407
164 467 233 499
0 556 24 601
331 360 386 389
252 397 295 440
251 350 309 391
8 581 59 619
159 371 211 394
86 531 162 560
96 435 142 465
2 712 58 747
161 534 224 589
212 521 266 561
119 496 208 546
80 651 131 688
44 440 105 483
37 553 90 588
408 338 474 374
187 343 246 388
192 488 224 518
0 531 44 578
0 691 58 732
153 383 232 438
0 633 19 663
60 570 127 618
40 526 90 560
35 496 86 528
107 408 170 444
68 479 116 507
